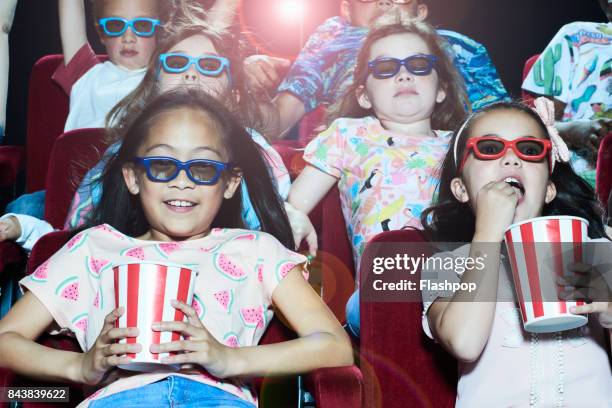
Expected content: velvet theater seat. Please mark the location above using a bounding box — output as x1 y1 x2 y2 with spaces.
0 146 25 189
596 132 612 213
359 229 457 408
521 54 540 107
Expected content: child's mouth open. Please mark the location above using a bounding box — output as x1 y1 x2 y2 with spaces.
504 177 525 201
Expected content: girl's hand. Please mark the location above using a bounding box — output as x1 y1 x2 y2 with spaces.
151 300 235 378
79 307 140 385
0 216 21 242
559 263 612 328
284 202 317 257
474 181 519 242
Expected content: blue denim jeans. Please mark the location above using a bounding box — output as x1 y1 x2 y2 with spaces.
345 289 360 338
89 376 256 408
6 190 46 219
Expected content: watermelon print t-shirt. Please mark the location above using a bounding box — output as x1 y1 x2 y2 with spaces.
20 225 308 408
303 116 451 272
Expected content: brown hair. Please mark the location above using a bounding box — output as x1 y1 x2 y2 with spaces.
104 24 264 143
328 16 469 131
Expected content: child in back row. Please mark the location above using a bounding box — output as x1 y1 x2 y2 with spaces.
1 0 167 232
248 0 506 139
0 89 353 408
421 98 611 406
288 18 468 336
1 25 295 254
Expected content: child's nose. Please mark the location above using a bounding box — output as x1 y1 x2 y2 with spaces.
376 0 393 9
501 148 522 168
394 65 413 82
168 169 195 189
182 65 199 83
122 28 136 43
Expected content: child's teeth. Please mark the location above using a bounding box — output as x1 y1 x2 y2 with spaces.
169 200 194 207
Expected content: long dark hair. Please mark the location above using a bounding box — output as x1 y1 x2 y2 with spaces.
421 100 608 242
327 17 468 130
88 89 294 248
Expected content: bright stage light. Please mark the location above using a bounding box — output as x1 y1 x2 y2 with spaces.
277 0 305 22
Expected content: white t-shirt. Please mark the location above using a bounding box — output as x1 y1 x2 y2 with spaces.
422 241 611 407
64 61 145 132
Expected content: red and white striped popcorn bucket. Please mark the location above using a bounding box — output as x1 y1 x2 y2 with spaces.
504 216 589 333
113 262 198 371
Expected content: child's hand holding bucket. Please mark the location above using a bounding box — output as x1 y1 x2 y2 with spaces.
150 299 235 378
558 262 612 329
113 262 198 371
79 307 141 385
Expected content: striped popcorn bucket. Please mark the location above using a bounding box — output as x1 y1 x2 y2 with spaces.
504 216 589 333
113 262 198 371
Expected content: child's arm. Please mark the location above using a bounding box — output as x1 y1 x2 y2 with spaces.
0 214 55 252
206 0 240 31
58 0 87 65
0 293 139 384
426 181 519 362
152 268 353 377
288 165 338 215
0 292 82 382
426 242 501 363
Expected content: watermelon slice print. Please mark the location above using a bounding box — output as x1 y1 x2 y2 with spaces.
93 224 129 240
214 254 247 281
240 305 266 329
275 261 298 282
223 332 240 348
72 313 88 333
31 260 50 282
232 232 258 241
213 289 234 313
154 242 182 258
192 294 206 320
121 246 145 260
85 256 111 279
93 289 103 309
66 232 88 253
55 276 79 301
255 259 264 283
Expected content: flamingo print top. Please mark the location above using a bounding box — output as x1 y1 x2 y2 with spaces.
20 225 307 407
303 116 451 272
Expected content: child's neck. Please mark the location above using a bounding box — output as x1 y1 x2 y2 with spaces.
378 117 436 137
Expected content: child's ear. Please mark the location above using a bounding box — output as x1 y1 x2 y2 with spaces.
436 83 447 104
450 177 469 203
122 164 140 195
356 85 372 110
415 3 429 21
223 169 242 199
544 180 557 204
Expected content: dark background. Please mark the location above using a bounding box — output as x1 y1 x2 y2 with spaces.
4 0 607 146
